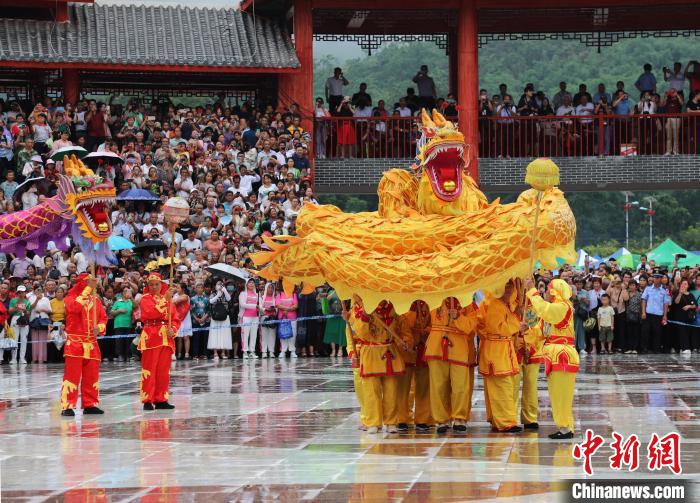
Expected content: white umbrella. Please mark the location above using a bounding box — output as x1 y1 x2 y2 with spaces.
50 146 88 161
84 151 124 163
206 263 249 281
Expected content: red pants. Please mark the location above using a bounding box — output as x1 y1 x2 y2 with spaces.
62 357 100 410
141 346 173 403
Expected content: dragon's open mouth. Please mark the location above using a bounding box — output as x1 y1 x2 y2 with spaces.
76 198 112 238
423 141 465 202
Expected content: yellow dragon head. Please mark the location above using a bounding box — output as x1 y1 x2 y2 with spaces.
53 155 116 242
414 109 466 202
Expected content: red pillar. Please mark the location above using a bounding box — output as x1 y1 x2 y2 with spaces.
457 0 479 181
56 2 69 23
277 0 313 130
63 69 80 105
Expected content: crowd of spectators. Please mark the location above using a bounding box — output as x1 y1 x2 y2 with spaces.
559 255 700 356
314 61 700 159
0 92 347 364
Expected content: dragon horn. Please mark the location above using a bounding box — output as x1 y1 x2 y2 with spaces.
420 108 435 129
431 109 447 126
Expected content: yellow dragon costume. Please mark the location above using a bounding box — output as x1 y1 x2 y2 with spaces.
252 110 577 314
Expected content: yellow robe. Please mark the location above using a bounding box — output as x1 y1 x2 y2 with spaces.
396 308 432 424
476 293 521 431
352 305 405 428
425 304 478 424
346 311 366 427
476 294 520 377
425 304 477 366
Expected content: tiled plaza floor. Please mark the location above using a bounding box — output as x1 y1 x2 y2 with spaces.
1 354 699 501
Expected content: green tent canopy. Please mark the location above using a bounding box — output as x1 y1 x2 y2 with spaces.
647 239 695 267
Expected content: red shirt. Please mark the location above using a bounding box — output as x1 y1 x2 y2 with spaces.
63 289 108 360
87 112 106 137
138 292 181 351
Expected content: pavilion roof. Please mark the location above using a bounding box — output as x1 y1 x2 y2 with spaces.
0 2 300 70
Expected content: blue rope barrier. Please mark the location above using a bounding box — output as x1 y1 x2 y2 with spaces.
4 314 343 345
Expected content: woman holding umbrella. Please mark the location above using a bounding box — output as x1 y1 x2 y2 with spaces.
208 280 232 360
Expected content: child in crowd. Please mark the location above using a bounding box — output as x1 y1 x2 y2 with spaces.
597 294 615 354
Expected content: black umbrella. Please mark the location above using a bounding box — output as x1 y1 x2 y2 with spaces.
133 240 167 254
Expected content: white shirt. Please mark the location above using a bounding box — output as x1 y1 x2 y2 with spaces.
142 222 164 237
182 237 202 258
174 176 194 199
575 103 595 123
325 76 346 96
74 252 89 274
354 106 372 121
27 293 52 321
162 231 183 251
57 255 71 276
256 150 284 167
496 104 516 123
588 288 604 311
556 105 574 116
666 71 685 92
239 173 260 195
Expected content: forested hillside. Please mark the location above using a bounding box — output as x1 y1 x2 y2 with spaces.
314 37 699 106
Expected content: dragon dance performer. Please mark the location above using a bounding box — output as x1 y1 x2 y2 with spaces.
345 298 367 430
514 296 546 430
396 300 432 431
60 273 107 417
351 300 405 434
138 272 181 411
425 297 478 434
526 278 579 439
477 280 524 433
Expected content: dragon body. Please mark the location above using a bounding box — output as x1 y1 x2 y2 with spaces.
253 110 577 314
0 155 116 263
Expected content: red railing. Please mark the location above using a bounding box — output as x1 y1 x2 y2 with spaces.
312 113 700 159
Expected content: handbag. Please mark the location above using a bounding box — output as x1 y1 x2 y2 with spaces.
583 317 597 332
4 322 15 341
278 320 293 340
30 317 52 329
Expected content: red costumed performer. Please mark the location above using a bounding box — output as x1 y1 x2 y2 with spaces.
138 272 181 411
61 273 108 417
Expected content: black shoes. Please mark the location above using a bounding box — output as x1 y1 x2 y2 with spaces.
61 409 75 417
415 423 430 432
524 422 539 430
397 423 409 432
549 431 575 440
436 424 449 434
144 402 174 411
83 407 104 415
502 425 523 433
453 424 467 432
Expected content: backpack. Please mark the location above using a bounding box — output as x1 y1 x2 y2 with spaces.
211 300 229 321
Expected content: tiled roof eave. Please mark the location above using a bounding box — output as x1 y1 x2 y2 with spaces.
0 3 300 69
